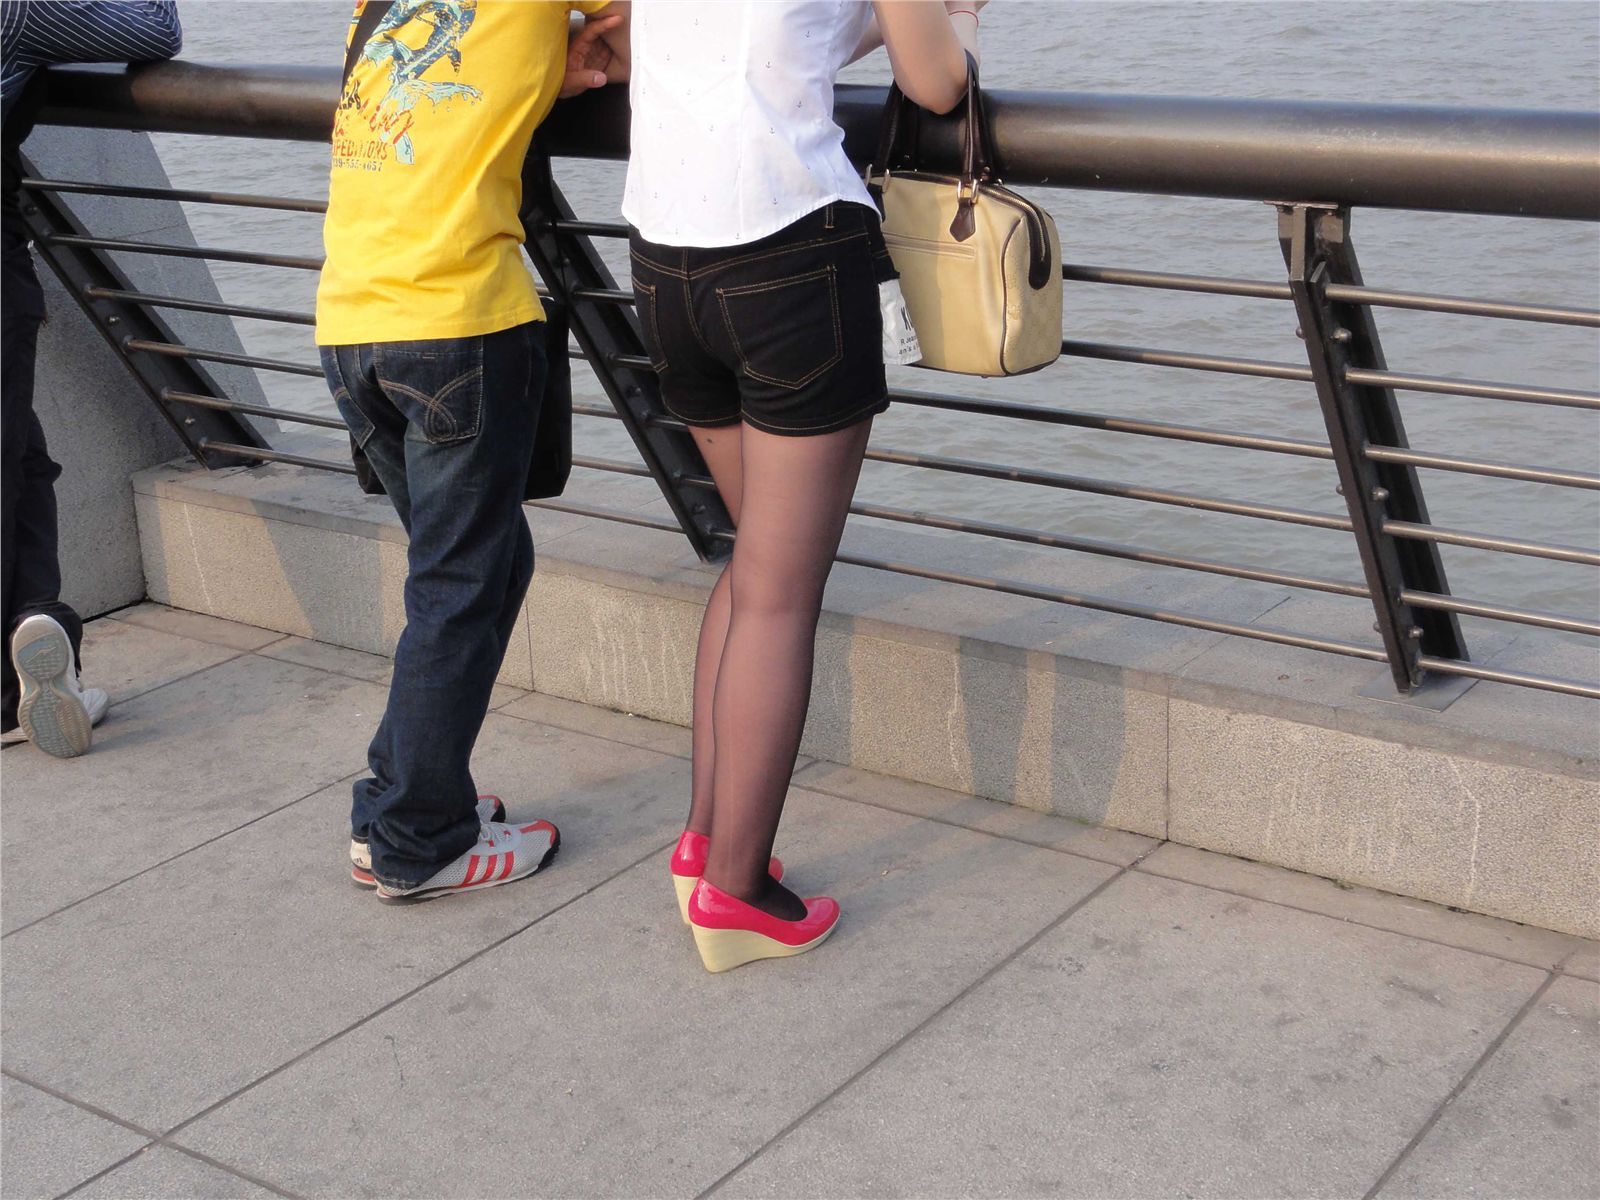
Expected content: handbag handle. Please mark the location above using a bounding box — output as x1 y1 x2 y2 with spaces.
869 53 996 241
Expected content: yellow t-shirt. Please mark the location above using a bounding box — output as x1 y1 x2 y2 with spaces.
315 0 608 346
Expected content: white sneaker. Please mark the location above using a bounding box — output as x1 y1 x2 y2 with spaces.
349 794 506 888
12 615 102 759
83 687 109 727
375 819 560 905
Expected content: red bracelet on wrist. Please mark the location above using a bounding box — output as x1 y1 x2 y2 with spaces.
949 8 980 20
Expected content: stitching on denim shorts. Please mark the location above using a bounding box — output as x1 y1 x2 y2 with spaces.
630 248 688 278
633 280 669 371
661 394 740 428
681 274 719 358
378 367 483 444
744 390 890 436
697 230 867 280
716 265 842 390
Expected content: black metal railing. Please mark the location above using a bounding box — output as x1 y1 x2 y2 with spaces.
19 61 1600 700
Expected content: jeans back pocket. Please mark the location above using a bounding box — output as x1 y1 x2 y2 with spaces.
716 265 843 390
373 338 484 445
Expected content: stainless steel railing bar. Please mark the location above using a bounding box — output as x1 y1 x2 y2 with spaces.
1060 262 1600 326
198 440 353 473
1063 338 1314 383
572 456 652 478
85 285 315 326
1400 589 1600 637
888 388 1337 459
844 500 1369 597
1383 519 1600 566
22 176 326 213
1061 264 1290 301
42 232 323 270
862 444 1354 531
1415 655 1600 701
526 499 683 533
123 337 323 377
1344 366 1600 410
1322 283 1600 327
1365 444 1600 490
161 388 344 429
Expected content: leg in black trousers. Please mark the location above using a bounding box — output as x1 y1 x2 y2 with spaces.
1 216 82 734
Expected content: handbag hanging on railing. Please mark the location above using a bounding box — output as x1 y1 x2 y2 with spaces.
867 54 1062 377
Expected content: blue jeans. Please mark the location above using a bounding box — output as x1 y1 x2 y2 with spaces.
319 322 544 888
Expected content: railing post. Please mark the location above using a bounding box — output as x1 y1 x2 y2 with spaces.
518 150 731 562
16 154 267 466
1278 203 1468 693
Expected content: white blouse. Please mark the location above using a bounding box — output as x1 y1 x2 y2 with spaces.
622 0 879 248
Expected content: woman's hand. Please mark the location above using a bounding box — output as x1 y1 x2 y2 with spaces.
872 0 980 114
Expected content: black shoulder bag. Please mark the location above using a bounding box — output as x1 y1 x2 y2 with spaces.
336 1 572 500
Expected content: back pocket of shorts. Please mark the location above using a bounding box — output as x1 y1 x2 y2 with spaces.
717 266 842 390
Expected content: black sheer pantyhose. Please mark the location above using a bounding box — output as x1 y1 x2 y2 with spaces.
687 419 872 921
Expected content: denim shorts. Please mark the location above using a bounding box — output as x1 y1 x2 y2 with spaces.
628 202 891 436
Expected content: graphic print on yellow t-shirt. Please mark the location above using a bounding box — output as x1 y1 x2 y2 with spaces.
316 0 610 346
335 0 483 171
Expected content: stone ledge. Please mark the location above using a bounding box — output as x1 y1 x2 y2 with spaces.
131 453 1599 936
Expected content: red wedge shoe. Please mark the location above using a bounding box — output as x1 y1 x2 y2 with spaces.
669 830 784 924
686 877 840 973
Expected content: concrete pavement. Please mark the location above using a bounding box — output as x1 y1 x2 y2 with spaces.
2 606 1595 1199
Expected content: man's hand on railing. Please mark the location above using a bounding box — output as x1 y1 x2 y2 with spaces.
560 9 629 99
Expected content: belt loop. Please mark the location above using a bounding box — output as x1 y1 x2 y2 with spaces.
824 203 835 230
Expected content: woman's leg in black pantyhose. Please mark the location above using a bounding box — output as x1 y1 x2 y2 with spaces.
685 425 744 837
702 419 873 919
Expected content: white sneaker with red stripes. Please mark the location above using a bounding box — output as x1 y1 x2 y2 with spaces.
375 819 560 905
349 794 506 889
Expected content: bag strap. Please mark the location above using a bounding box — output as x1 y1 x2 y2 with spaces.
342 1 394 83
870 52 999 241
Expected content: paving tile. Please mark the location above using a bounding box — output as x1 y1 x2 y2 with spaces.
487 683 530 711
0 713 689 1132
73 1146 282 1199
1378 975 1600 1200
256 638 525 710
79 617 241 704
1139 842 1591 971
1562 940 1600 983
111 603 287 652
722 872 1546 1200
175 792 1115 1198
497 689 693 757
0 1076 150 1199
257 635 394 684
793 759 1158 868
0 654 385 934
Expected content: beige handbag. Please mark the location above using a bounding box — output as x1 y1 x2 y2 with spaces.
868 58 1062 377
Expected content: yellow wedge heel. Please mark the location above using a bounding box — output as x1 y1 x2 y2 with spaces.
672 871 696 924
689 920 839 973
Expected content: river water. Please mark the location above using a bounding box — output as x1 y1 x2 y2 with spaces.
145 1 1599 636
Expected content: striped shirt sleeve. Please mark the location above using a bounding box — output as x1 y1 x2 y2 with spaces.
2 2 182 113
